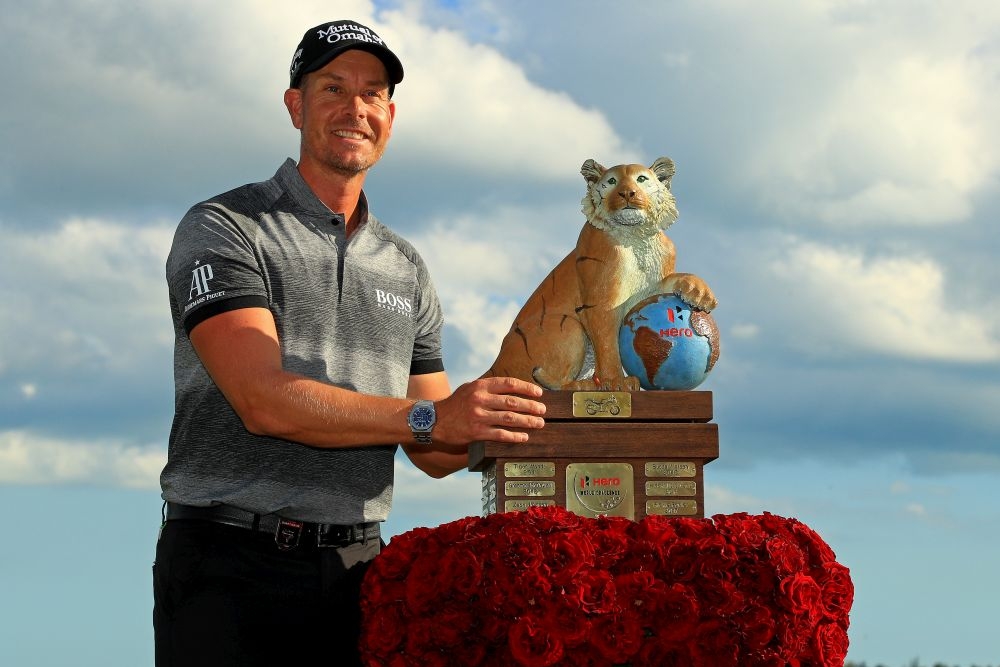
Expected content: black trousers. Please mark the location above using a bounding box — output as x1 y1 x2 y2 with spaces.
153 518 380 667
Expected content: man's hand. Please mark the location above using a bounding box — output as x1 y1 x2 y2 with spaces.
434 377 546 445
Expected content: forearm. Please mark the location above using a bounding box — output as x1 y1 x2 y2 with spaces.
402 443 471 478
233 370 415 449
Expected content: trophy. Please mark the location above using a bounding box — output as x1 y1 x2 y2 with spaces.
473 156 720 520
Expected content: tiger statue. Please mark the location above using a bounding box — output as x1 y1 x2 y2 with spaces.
482 156 717 391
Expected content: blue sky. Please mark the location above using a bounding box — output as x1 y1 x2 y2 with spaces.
1 1 999 665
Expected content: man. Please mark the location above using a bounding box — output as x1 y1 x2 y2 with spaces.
154 19 546 667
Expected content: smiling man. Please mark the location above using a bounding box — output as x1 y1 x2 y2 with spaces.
154 19 546 667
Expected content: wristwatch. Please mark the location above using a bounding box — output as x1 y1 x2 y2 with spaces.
407 400 436 445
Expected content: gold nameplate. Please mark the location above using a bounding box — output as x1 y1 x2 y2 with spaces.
504 462 556 478
645 481 697 497
645 462 697 478
572 392 632 418
505 480 556 497
565 463 634 519
646 500 698 516
505 499 556 512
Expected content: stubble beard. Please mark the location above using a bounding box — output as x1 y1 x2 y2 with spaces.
305 123 388 178
324 147 384 177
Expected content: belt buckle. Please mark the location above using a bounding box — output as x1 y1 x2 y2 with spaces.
275 519 304 551
317 524 353 548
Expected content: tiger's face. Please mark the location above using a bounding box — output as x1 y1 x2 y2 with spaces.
580 158 679 239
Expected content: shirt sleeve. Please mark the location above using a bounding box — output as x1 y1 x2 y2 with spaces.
409 255 445 375
165 203 270 335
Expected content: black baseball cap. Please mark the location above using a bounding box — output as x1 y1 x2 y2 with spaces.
289 20 404 95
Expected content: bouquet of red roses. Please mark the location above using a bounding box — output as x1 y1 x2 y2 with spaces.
360 506 852 667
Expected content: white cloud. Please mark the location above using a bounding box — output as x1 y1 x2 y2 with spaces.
714 1 1000 227
769 239 1000 362
730 323 760 340
704 484 773 516
0 218 175 376
0 430 164 490
380 9 640 177
409 203 595 382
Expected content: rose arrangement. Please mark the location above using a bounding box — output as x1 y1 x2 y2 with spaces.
360 506 852 667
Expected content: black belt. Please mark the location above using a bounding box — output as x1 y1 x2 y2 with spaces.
165 502 379 550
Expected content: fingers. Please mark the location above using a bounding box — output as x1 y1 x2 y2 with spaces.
436 377 546 445
479 375 544 399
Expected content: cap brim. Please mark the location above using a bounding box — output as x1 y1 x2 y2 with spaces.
300 44 404 88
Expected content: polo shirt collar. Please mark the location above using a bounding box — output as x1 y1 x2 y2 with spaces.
273 158 370 226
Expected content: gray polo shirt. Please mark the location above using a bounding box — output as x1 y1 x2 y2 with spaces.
161 159 444 524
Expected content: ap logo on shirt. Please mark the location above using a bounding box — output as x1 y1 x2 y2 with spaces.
189 260 214 301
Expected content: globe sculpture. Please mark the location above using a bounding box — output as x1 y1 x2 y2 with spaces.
618 293 720 390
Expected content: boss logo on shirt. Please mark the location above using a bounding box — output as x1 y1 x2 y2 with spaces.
374 288 413 317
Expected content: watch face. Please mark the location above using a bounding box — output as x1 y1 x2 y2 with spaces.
409 403 435 431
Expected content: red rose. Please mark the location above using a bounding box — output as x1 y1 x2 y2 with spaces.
614 570 665 619
438 544 484 598
632 641 692 667
735 602 776 651
403 552 446 614
359 601 406 655
766 535 807 576
479 610 511 645
779 573 823 622
449 642 487 666
508 614 565 667
591 524 634 571
654 582 699 643
699 577 747 617
590 613 644 663
695 533 738 579
662 539 701 582
735 559 778 597
792 520 838 565
810 621 850 667
540 596 592 647
565 569 617 614
672 516 715 540
690 619 740 667
630 514 680 544
545 531 595 586
526 504 584 532
368 529 424 579
817 561 854 623
713 512 768 550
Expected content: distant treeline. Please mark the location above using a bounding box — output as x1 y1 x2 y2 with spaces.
847 662 996 667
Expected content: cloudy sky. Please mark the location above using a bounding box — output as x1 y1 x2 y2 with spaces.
1 0 998 664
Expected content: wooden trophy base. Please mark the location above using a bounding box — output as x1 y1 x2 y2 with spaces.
469 391 719 521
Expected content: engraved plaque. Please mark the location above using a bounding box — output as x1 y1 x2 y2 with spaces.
504 462 556 478
645 462 697 478
645 481 697 497
505 480 556 497
646 499 698 516
565 463 634 519
505 499 556 512
572 391 632 418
